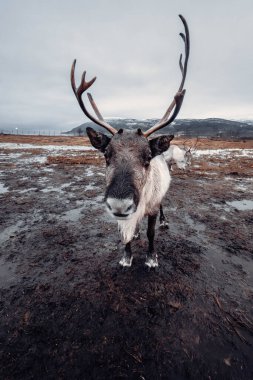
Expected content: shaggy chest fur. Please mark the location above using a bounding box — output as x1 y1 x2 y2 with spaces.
117 155 171 243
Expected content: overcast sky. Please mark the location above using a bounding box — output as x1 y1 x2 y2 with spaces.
0 0 253 131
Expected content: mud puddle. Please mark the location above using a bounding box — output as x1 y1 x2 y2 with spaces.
0 220 25 244
0 145 253 379
0 182 9 194
0 256 18 287
226 199 253 210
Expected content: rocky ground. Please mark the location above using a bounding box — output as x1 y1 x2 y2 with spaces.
0 136 253 379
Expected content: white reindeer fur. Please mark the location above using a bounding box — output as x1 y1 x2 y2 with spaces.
163 144 188 169
117 155 171 243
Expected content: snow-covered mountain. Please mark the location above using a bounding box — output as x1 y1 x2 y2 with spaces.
64 118 253 139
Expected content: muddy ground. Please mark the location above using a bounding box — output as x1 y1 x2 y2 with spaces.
0 137 253 379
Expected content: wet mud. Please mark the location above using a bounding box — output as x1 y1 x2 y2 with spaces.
0 141 253 379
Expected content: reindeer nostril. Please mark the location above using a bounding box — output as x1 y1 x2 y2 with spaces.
126 205 133 212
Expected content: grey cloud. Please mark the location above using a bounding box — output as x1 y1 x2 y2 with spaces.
0 0 253 132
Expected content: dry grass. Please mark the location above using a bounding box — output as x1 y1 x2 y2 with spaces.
193 156 253 177
1 134 252 172
173 137 253 150
46 154 103 165
0 134 90 146
0 134 253 149
0 148 46 155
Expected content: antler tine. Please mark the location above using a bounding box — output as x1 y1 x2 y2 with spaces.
87 93 105 122
144 90 186 137
182 138 191 152
70 59 77 93
179 54 184 75
78 71 96 94
191 137 199 152
178 14 190 92
70 60 117 135
144 15 190 138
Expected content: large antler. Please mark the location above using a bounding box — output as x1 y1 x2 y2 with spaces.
70 60 117 135
144 14 190 138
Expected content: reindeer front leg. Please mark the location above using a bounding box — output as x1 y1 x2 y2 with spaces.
145 213 158 268
119 242 133 267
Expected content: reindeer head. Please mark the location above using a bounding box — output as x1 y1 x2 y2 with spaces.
86 127 174 219
181 137 199 168
71 15 190 220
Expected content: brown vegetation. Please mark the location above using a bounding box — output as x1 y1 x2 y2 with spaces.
190 156 253 178
0 136 253 379
0 134 89 146
0 134 253 149
46 154 103 165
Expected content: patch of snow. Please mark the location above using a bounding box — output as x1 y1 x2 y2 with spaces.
85 168 95 177
19 156 47 165
235 184 249 191
0 152 23 160
42 167 55 173
194 149 253 158
84 183 98 191
0 143 95 151
18 188 38 194
40 183 72 194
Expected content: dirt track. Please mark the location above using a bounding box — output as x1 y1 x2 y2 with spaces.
0 137 253 379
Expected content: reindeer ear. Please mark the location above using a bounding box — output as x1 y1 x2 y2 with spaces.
149 135 174 157
86 127 111 152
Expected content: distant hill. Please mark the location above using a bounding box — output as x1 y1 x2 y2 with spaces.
63 118 253 139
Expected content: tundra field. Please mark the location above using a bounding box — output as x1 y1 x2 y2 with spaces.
0 135 253 379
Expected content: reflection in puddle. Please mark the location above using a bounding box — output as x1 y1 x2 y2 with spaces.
184 214 206 233
62 197 104 222
61 206 86 222
0 182 9 194
0 221 24 243
0 257 17 287
226 199 253 211
40 183 72 193
18 187 38 194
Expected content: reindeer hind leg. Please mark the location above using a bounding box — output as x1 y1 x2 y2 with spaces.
159 204 169 229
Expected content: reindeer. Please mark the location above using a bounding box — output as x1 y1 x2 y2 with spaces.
163 138 198 171
163 144 191 170
70 15 190 268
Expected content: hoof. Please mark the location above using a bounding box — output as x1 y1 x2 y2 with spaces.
145 254 158 268
159 221 169 230
119 255 133 267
